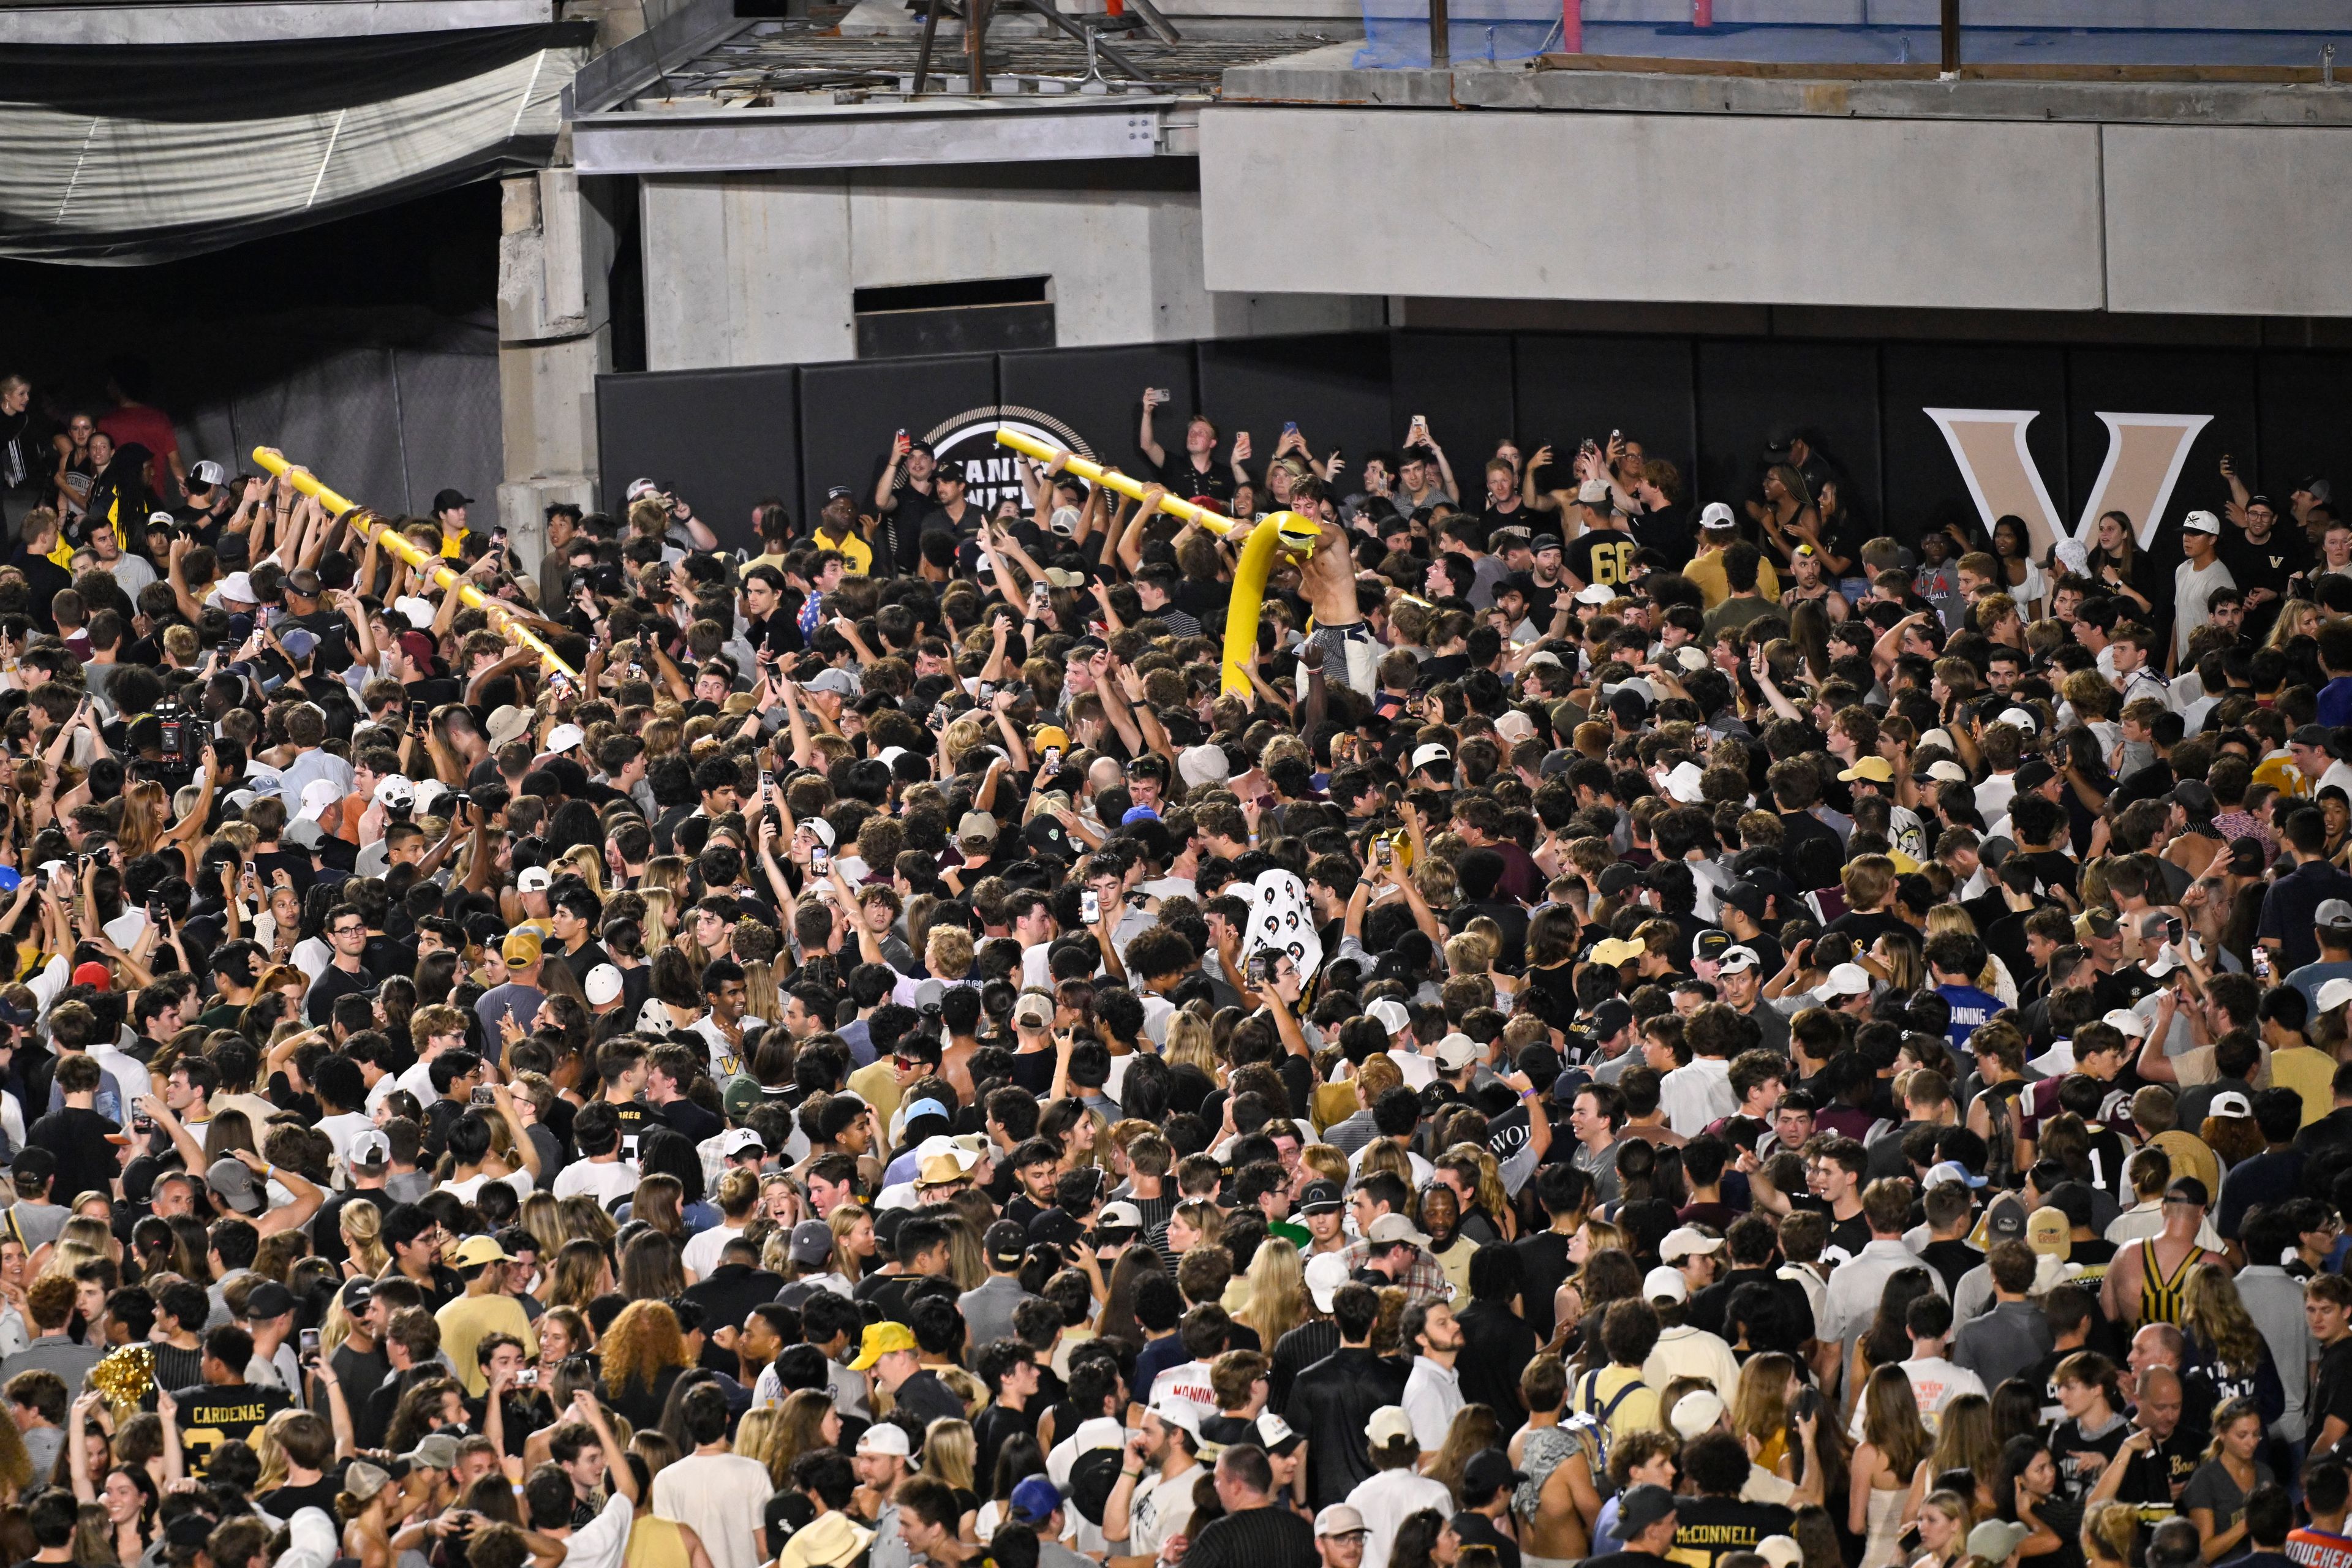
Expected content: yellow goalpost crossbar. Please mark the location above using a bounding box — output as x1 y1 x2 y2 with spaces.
991 428 1318 695
251 447 581 682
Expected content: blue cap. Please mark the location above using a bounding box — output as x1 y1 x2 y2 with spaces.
0 867 21 894
1120 805 1161 826
1009 1477 1063 1525
280 627 318 660
902 1098 950 1126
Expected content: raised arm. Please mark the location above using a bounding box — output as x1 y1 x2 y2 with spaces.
1138 387 1169 469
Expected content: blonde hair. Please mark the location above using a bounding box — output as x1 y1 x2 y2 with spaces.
1164 1012 1218 1076
827 1205 872 1284
1236 1237 1307 1351
340 1200 390 1278
922 1419 977 1491
638 887 678 949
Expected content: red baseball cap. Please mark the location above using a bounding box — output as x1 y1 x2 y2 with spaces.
70 962 110 990
397 630 437 670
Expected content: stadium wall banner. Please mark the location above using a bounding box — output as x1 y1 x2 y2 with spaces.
597 331 2351 574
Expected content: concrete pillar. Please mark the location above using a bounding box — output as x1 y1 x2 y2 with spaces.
497 169 615 577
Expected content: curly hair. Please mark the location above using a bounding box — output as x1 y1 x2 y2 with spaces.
600 1301 689 1397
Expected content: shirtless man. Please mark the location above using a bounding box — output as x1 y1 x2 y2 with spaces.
1508 1356 1597 1563
1300 519 1378 697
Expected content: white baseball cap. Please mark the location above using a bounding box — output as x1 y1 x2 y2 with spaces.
371 774 415 809
2184 510 2222 535
2101 1008 2152 1037
1150 1397 1207 1441
1366 1407 1415 1447
516 867 552 894
1304 1251 1351 1313
1659 1226 1725 1263
855 1425 911 1457
1643 1265 1689 1304
1717 945 1760 974
393 595 437 630
1409 742 1452 772
1669 1390 1727 1439
217 571 257 606
2321 978 2352 1015
545 723 584 755
298 778 342 821
1812 963 1872 1001
584 965 625 1006
1430 1033 1479 1071
1698 501 1735 530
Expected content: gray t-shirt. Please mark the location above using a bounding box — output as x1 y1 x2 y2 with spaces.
2179 1457 2272 1536
9 1200 67 1250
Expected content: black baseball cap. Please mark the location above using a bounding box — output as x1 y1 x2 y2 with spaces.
1300 1182 1343 1215
985 1220 1028 1268
431 488 473 514
244 1281 296 1321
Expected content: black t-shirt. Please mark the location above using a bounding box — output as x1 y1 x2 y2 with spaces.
1151 451 1234 508
255 1471 344 1518
655 1098 722 1144
28 1107 121 1209
2221 527 2307 599
1562 528 1637 590
2314 1339 2352 1457
2049 1416 2133 1501
172 1381 292 1472
306 962 375 1027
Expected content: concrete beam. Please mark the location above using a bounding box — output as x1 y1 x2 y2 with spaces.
2104 124 2352 317
0 1 556 45
1199 105 2106 311
573 102 1170 175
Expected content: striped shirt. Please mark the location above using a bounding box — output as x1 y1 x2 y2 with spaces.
1178 1502 1317 1568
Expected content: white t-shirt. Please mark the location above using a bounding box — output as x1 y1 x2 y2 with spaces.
439 1170 533 1205
1346 1470 1453 1568
317 1110 375 1170
653 1452 771 1568
393 1057 440 1109
1847 1354 1986 1439
1128 1462 1204 1559
560 1493 635 1568
681 1221 747 1280
551 1159 638 1205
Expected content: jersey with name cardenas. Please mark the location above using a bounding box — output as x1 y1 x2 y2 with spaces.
172 1382 292 1471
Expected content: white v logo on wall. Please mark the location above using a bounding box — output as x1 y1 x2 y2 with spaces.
1924 408 2212 557
924 405 1096 517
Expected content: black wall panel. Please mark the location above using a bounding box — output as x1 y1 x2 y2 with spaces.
1389 331 1516 475
1512 334 1697 497
2255 352 2352 508
1696 340 1883 530
996 341 1200 491
1193 333 1392 498
1879 343 2071 546
795 351 998 530
594 364 798 554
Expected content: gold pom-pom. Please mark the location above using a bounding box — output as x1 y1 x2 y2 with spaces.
89 1344 153 1419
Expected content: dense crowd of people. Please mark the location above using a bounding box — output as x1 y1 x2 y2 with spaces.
1 363 2351 1568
